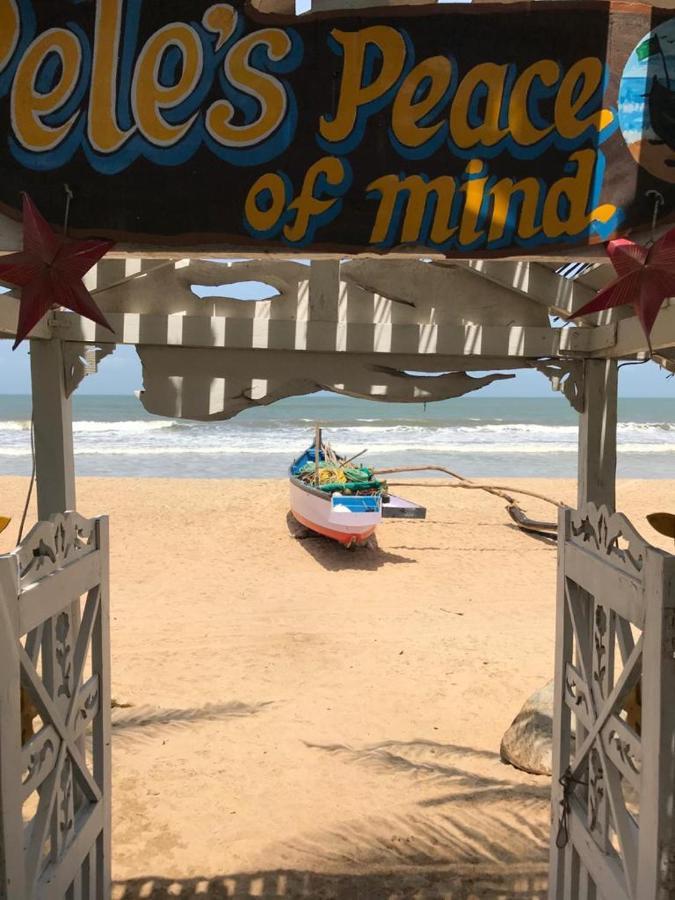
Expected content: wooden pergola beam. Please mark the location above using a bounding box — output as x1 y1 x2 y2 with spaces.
450 259 599 317
43 309 615 358
594 304 675 358
0 295 51 340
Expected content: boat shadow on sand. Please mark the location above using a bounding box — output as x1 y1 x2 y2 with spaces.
286 512 416 571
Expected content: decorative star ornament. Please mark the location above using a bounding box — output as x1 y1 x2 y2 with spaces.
0 193 115 349
570 228 675 347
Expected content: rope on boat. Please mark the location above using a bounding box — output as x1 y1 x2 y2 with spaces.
373 465 561 538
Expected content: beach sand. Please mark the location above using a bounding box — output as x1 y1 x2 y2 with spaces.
1 476 672 899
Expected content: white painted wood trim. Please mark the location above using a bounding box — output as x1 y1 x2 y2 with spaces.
636 550 675 898
46 309 605 358
0 556 26 900
30 340 76 520
596 304 675 358
577 359 618 511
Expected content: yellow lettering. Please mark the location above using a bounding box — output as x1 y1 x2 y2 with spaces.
11 28 82 152
450 63 509 150
457 159 488 245
132 23 203 146
202 4 238 52
320 26 407 145
509 60 559 147
284 157 346 243
542 149 616 238
89 0 135 153
206 29 291 147
0 0 19 73
391 56 452 150
366 174 456 245
487 176 541 242
245 171 288 233
554 58 614 141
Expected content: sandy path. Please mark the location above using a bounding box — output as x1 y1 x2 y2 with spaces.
1 477 671 898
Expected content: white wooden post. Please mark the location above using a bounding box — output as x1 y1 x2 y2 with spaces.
28 338 82 720
577 359 618 511
29 339 76 519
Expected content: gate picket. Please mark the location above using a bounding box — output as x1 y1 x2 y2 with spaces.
0 513 111 900
550 503 675 900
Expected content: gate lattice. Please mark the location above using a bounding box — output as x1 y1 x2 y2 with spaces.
550 503 675 900
0 512 111 900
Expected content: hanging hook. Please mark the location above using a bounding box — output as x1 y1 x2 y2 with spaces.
63 183 74 236
646 189 664 245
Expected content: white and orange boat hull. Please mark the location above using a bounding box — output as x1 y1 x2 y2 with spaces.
289 479 381 547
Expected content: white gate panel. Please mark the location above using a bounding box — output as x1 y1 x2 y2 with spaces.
550 503 675 900
0 513 111 900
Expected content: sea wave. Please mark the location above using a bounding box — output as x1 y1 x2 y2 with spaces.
2 418 673 437
2 441 675 457
0 419 177 434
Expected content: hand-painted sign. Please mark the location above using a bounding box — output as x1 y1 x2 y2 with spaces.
0 0 672 256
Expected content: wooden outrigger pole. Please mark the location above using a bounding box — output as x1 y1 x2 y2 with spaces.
314 425 322 485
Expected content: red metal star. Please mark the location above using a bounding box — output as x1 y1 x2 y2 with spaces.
571 229 675 346
0 193 114 349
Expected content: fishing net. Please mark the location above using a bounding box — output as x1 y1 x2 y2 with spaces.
298 460 386 495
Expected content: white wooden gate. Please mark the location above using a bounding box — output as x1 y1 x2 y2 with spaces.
550 503 675 900
0 513 111 900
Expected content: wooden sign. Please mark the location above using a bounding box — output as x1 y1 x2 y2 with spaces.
0 0 673 256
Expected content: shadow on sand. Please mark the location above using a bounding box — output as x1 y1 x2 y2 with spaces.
113 866 547 899
113 739 550 899
110 700 274 745
286 512 415 571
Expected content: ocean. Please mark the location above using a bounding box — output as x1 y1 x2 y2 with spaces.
0 394 674 479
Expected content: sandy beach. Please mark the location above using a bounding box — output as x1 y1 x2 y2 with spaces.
1 476 672 899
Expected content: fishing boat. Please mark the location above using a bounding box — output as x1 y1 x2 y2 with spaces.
289 430 425 547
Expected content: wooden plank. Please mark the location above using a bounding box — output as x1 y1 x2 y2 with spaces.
0 295 50 341
20 674 101 803
564 546 644 628
601 714 641 793
0 556 26 900
588 601 614 854
452 259 597 316
21 725 60 802
18 552 101 636
636 550 675 897
562 845 580 900
93 518 112 900
577 360 617 511
568 803 631 900
570 638 643 786
65 590 100 732
599 303 675 359
50 308 601 358
563 662 593 732
549 508 575 899
598 748 638 897
307 261 340 352
30 340 76 520
19 646 101 807
35 803 104 900
25 740 66 894
81 847 95 900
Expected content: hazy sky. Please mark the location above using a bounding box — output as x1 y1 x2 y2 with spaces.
2 340 674 398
